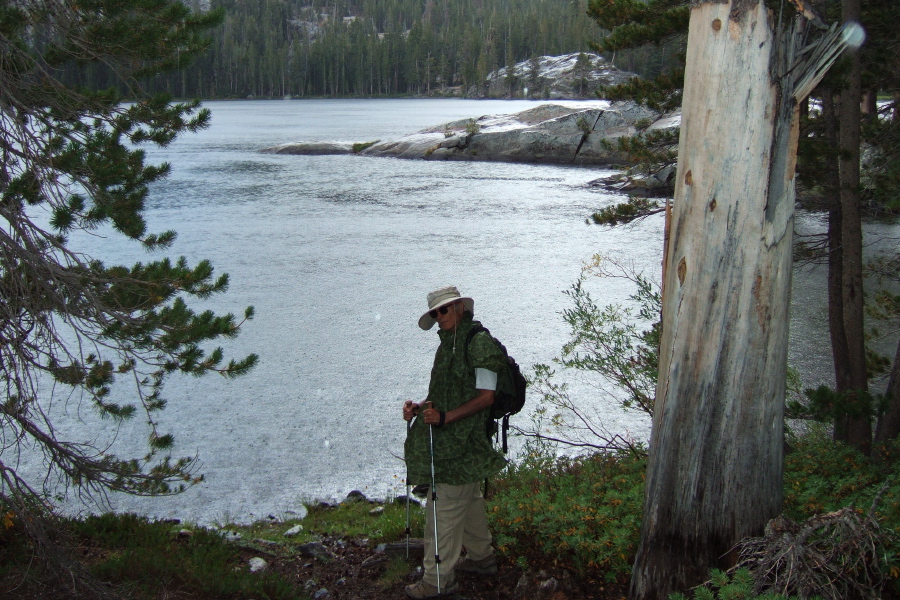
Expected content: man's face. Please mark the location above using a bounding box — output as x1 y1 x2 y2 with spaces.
435 301 463 331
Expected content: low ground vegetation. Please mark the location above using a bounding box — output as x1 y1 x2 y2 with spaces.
1 430 899 600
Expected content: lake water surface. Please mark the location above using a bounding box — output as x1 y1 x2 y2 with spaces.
24 99 892 525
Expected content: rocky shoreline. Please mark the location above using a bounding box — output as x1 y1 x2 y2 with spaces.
259 52 682 197
261 101 681 197
261 101 678 167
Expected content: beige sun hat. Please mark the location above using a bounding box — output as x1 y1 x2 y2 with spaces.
418 285 474 330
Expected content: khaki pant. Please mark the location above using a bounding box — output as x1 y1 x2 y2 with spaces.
422 481 493 587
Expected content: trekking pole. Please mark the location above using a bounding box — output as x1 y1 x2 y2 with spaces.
426 402 441 593
405 417 412 561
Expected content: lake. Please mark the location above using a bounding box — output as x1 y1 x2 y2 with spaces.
24 98 891 526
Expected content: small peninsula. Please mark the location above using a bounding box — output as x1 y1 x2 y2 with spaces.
261 101 680 167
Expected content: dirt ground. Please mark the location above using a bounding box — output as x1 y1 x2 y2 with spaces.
0 527 625 600
247 535 627 600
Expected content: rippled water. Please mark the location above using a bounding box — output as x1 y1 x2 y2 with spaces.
24 99 895 525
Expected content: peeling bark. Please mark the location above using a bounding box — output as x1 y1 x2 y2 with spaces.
628 1 844 597
873 341 900 453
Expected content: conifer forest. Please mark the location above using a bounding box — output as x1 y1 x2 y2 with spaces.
62 0 667 99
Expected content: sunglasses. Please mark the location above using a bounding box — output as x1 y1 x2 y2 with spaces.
429 303 458 319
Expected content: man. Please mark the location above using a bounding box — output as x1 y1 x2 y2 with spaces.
402 285 508 598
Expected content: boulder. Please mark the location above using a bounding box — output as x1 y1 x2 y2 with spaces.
514 574 531 599
536 577 559 600
260 141 355 155
299 541 336 560
253 538 279 546
248 557 268 573
463 107 633 164
392 495 422 507
359 101 664 165
360 132 446 160
219 530 242 542
483 53 637 100
343 490 370 503
589 163 676 197
512 570 572 600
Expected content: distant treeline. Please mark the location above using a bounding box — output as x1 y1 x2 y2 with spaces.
62 0 677 99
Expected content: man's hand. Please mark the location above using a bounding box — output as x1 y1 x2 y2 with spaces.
415 391 496 427
421 402 443 426
403 400 421 422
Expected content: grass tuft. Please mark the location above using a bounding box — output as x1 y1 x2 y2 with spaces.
296 498 423 545
65 513 302 599
352 140 379 153
378 555 414 588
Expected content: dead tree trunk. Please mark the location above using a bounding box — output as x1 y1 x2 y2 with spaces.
873 339 900 453
628 1 851 598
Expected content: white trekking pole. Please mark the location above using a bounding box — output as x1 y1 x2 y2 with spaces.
426 402 441 593
405 417 412 561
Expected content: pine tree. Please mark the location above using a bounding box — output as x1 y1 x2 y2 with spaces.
0 0 257 585
589 3 899 437
588 0 689 111
793 0 900 454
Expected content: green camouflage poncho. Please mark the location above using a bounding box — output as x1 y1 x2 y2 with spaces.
404 315 509 486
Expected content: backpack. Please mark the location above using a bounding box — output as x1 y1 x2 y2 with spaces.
464 325 527 453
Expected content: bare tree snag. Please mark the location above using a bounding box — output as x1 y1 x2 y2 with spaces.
628 1 853 598
873 340 900 455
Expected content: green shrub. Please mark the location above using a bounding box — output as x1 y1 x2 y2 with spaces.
669 568 811 600
783 430 898 519
522 256 659 454
576 116 592 135
488 428 900 594
488 450 645 583
590 196 661 225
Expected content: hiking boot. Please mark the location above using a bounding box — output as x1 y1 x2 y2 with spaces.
404 579 459 598
455 554 497 575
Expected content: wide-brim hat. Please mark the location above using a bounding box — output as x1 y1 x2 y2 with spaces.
418 285 474 330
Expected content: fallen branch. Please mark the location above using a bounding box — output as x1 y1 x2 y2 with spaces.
729 492 894 600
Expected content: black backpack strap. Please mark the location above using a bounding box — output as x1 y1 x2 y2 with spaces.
463 324 487 367
502 414 510 453
465 325 497 441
